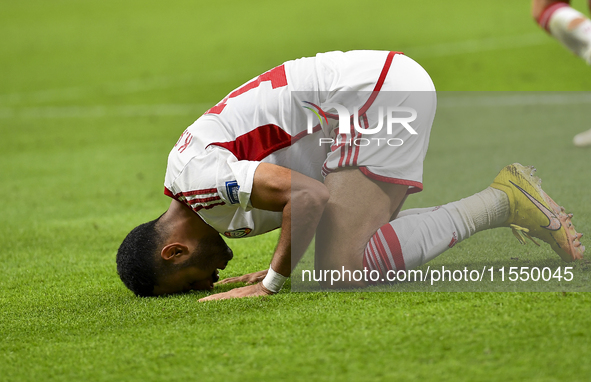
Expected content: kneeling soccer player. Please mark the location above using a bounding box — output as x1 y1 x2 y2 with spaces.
116 50 585 300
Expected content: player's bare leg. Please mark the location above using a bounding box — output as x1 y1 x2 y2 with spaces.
314 168 408 288
310 52 515 289
532 0 591 64
315 170 519 289
532 0 591 146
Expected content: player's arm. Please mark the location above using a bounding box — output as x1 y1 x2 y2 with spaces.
199 163 329 301
214 269 268 285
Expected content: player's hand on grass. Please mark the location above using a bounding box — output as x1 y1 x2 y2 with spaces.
198 282 274 302
215 270 268 285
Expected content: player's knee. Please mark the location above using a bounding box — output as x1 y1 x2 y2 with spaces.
296 181 329 211
315 184 330 208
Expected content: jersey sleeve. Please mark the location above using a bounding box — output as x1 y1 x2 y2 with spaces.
165 146 261 214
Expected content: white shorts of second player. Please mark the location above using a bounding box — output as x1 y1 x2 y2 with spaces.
315 51 437 194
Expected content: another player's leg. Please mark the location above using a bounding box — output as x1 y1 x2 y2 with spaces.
570 0 591 149
532 0 591 64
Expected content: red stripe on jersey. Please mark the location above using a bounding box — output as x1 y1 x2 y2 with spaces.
321 163 331 177
165 188 218 200
165 187 225 213
292 124 322 143
164 187 176 199
337 132 349 168
380 223 405 271
330 51 402 171
347 119 357 166
209 124 292 161
353 114 369 166
337 142 345 167
330 140 340 152
187 196 221 205
165 188 218 198
358 51 399 116
182 188 217 196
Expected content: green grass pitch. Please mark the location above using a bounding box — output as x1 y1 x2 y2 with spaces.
1 0 590 381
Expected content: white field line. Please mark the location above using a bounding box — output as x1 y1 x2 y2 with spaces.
0 103 213 119
406 33 550 58
0 74 199 106
0 34 548 107
0 66 249 106
1 93 590 120
438 92 591 108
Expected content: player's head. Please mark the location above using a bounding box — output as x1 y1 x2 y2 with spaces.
116 215 233 296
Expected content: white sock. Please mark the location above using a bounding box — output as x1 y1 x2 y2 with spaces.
573 127 591 147
539 3 591 64
363 187 509 274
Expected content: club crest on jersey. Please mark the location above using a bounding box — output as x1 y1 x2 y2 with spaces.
225 181 240 204
224 228 252 238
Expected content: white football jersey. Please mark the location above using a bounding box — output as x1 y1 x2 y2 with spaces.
164 50 436 238
164 55 328 238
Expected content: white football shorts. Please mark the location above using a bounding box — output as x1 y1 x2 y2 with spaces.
304 50 437 193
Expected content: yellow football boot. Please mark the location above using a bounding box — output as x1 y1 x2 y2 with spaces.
490 163 584 262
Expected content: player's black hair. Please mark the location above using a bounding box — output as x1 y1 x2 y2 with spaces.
116 216 166 297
